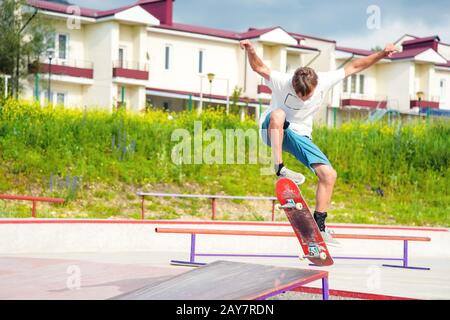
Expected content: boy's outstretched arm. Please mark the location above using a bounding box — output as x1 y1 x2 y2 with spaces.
344 43 398 77
240 40 271 81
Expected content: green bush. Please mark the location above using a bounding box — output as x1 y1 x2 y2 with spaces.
0 99 448 225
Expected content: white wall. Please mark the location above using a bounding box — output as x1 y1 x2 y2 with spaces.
147 31 241 100
19 13 450 117
438 43 450 60
84 21 118 109
435 69 450 109
377 61 413 112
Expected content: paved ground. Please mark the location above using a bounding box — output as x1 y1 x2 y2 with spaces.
0 251 448 300
0 220 448 300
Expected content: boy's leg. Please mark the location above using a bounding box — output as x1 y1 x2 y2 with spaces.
268 109 286 167
311 164 339 246
281 131 340 245
263 109 305 184
312 164 337 213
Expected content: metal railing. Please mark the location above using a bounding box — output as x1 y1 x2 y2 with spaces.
39 58 94 69
0 195 65 218
137 192 277 221
113 60 149 71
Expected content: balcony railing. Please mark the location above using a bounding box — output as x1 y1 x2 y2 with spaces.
112 60 149 81
410 100 439 109
257 84 272 94
341 98 387 109
35 58 94 79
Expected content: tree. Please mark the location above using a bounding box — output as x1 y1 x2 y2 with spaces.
230 86 243 115
0 0 54 98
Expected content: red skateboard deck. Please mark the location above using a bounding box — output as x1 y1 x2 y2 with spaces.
275 177 334 266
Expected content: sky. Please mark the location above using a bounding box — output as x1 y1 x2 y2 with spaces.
67 0 450 49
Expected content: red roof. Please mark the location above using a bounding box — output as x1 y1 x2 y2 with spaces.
29 1 329 49
437 61 450 68
28 0 134 18
390 47 430 60
155 23 242 39
402 36 440 46
289 32 336 44
337 43 445 62
155 24 318 51
239 27 279 39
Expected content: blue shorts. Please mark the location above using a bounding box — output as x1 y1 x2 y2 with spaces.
261 112 332 173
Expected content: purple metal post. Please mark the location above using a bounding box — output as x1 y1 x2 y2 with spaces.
382 240 431 270
271 200 276 222
322 277 329 300
170 233 206 267
403 240 408 267
141 196 145 220
190 233 196 263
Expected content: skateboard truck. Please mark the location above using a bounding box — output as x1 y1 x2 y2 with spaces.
299 252 328 261
299 243 327 261
275 199 303 211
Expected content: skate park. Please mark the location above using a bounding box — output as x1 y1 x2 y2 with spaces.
0 214 449 300
1 0 450 303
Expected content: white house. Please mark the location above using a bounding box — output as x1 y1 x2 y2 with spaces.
19 0 450 124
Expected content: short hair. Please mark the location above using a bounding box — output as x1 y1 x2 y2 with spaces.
292 67 318 97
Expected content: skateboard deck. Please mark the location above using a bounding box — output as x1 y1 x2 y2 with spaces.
275 177 334 266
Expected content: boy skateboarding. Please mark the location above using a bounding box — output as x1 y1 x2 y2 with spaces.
240 39 397 244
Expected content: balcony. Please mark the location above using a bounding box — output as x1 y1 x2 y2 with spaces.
341 98 387 109
112 60 149 81
257 84 272 94
410 100 439 109
36 59 94 79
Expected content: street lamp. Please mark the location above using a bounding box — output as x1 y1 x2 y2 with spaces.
47 48 55 104
207 72 215 103
198 74 230 115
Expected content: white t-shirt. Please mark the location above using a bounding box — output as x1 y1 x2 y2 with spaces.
260 68 346 138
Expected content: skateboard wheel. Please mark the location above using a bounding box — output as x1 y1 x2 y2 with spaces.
298 255 305 261
319 252 327 260
275 204 282 211
295 203 303 210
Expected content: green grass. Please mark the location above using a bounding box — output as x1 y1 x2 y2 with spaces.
0 99 449 226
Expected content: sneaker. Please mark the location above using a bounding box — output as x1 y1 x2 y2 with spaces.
320 230 341 248
278 166 306 185
314 211 341 247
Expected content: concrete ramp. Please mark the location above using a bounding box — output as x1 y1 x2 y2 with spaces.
113 261 329 300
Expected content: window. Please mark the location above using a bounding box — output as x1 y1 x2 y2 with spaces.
58 34 68 60
351 75 357 93
42 91 66 106
56 93 65 106
165 46 171 70
343 78 348 93
163 102 170 111
198 50 204 74
119 47 125 68
45 33 68 61
359 75 365 94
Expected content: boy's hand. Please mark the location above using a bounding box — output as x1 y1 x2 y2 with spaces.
240 40 255 53
383 43 399 57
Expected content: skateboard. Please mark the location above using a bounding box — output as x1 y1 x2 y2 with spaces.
275 177 334 266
